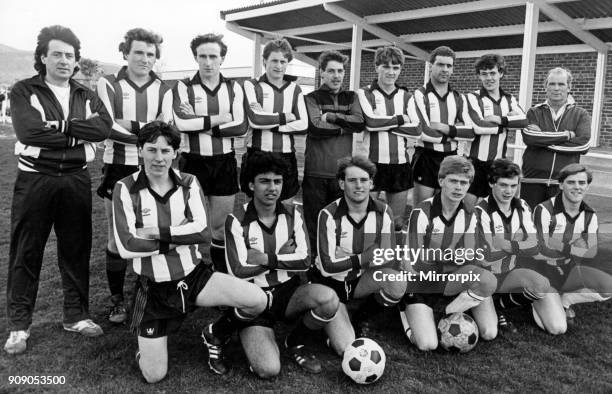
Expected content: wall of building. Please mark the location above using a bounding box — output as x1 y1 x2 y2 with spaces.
316 50 612 149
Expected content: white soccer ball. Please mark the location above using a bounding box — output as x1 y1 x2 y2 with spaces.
342 338 386 384
437 312 479 353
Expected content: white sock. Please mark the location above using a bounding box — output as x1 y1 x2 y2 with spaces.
445 290 484 315
399 310 412 342
532 305 545 330
561 289 611 308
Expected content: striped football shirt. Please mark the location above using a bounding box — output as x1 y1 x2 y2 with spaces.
172 73 247 156
225 201 310 288
112 169 208 283
358 81 420 164
97 67 173 166
408 82 474 153
243 74 307 153
533 195 598 265
406 193 476 272
315 197 395 282
474 196 539 274
466 88 527 162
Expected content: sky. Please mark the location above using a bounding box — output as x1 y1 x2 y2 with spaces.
1 0 264 71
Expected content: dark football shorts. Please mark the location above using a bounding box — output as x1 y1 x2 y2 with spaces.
308 267 361 304
96 164 139 199
240 148 300 200
243 275 302 328
468 159 492 198
181 152 239 196
130 263 214 338
372 162 413 193
412 148 457 189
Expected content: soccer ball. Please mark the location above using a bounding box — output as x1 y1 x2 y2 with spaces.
437 312 479 353
342 338 386 384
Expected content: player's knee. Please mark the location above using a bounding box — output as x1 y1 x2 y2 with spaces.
252 361 281 379
546 320 567 336
411 332 438 352
479 326 498 341
315 289 340 316
473 269 497 297
141 364 167 384
528 275 551 296
382 278 407 301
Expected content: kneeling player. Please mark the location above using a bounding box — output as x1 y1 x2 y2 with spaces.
475 159 564 335
400 156 498 351
533 163 611 324
211 151 339 377
311 156 407 355
112 122 267 383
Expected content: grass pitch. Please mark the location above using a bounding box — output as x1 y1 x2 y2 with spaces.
0 126 611 392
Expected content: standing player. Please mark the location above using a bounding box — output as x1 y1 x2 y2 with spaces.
465 54 527 208
357 46 420 229
96 28 172 323
521 67 591 208
112 121 267 383
5 26 111 354
475 159 565 335
303 51 365 252
241 38 307 202
310 156 406 355
400 156 498 351
409 46 474 205
216 151 338 377
172 34 247 273
533 163 611 324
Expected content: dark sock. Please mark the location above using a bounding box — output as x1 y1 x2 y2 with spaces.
211 308 253 340
286 319 310 348
106 249 127 298
494 290 541 310
353 295 383 324
210 238 227 274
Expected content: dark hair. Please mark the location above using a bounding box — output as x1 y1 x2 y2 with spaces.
34 25 81 75
474 53 506 74
244 151 287 197
375 46 404 67
137 121 181 150
336 155 377 181
263 39 293 62
429 46 455 64
319 50 348 71
190 33 227 57
558 163 593 184
118 28 163 59
438 155 474 182
488 158 522 184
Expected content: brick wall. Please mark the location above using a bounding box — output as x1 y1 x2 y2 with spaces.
315 50 611 149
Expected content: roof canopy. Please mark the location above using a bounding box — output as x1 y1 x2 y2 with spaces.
221 0 612 62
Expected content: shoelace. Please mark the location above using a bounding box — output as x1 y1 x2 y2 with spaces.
177 281 188 313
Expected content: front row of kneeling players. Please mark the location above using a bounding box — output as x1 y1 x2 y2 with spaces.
111 121 610 383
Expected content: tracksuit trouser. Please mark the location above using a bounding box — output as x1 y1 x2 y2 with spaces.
302 175 343 258
7 170 93 331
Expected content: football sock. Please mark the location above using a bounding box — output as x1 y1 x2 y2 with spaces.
353 291 401 324
106 249 127 299
561 289 611 308
210 238 227 274
399 309 413 342
445 289 484 315
494 289 542 310
286 310 336 348
211 307 257 340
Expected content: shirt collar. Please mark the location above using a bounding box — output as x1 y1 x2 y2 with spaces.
319 83 343 94
429 192 465 220
486 194 523 215
424 81 453 99
552 193 594 215
130 169 189 193
32 74 86 92
188 72 228 86
333 196 382 220
115 65 161 82
242 200 291 224
478 86 510 100
370 79 402 98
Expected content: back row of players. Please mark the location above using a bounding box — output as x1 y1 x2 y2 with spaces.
4 26 610 384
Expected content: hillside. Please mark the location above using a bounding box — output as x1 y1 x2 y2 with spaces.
0 43 121 86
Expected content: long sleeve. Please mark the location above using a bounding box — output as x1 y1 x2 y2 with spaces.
522 108 572 147
407 91 444 143
358 88 420 137
325 94 365 133
224 214 269 279
217 81 247 137
305 94 342 138
533 204 567 259
504 96 528 129
96 76 138 144
474 207 508 264
548 108 591 153
157 178 208 245
466 93 500 135
172 80 212 135
454 94 475 141
274 205 310 270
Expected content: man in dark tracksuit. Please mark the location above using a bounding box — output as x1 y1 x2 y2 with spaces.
303 50 365 252
521 67 591 208
5 25 111 355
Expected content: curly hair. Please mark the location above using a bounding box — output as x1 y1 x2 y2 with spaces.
34 25 81 75
318 50 348 71
263 39 293 62
118 28 163 59
474 53 506 75
190 33 227 57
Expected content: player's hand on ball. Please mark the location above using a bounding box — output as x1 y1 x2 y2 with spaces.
278 238 296 254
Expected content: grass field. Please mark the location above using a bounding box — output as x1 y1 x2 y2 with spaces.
0 123 611 393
